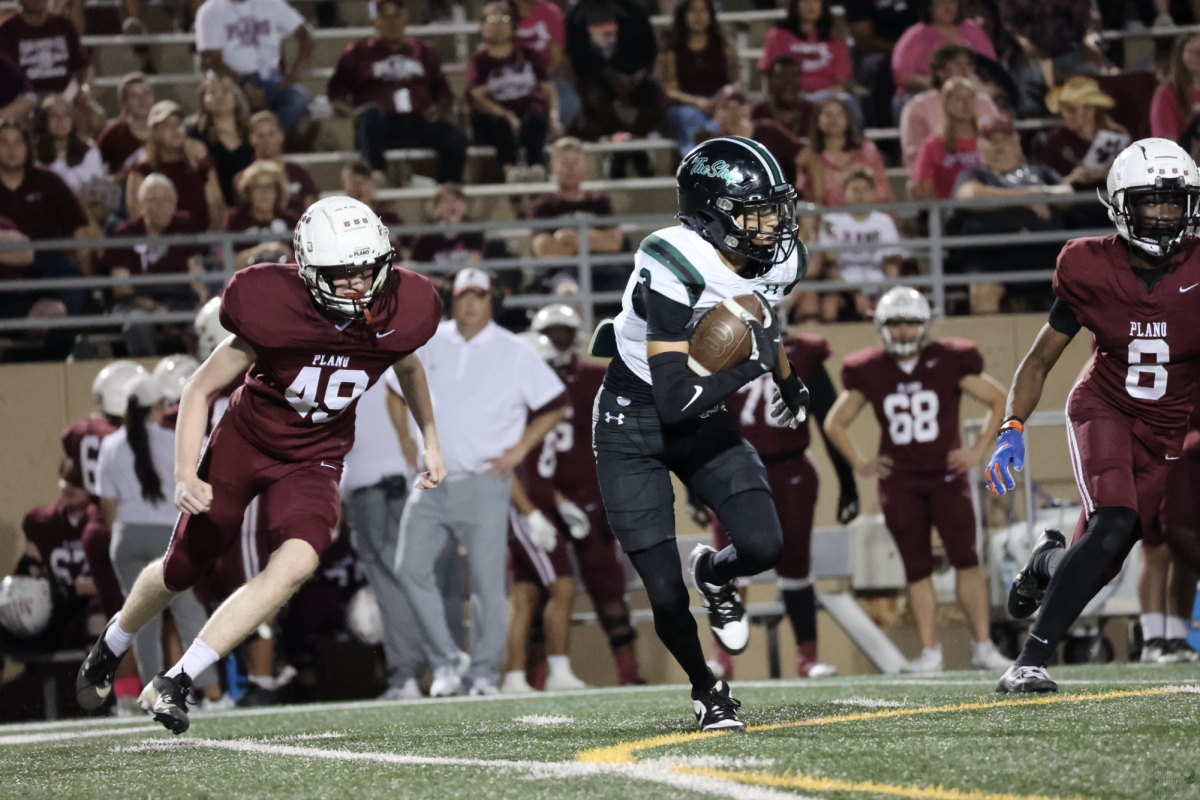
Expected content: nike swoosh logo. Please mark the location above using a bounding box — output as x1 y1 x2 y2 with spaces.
1182 284 1199 293
1030 633 1048 644
1167 455 1180 460
681 385 704 412
320 462 338 470
376 330 395 338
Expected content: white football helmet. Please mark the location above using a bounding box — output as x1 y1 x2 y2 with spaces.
0 575 53 638
92 360 147 418
346 586 383 645
518 330 558 363
194 297 231 361
152 354 199 405
295 197 394 321
875 287 932 358
530 303 580 366
1104 138 1200 259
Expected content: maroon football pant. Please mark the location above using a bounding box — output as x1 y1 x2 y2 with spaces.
508 508 573 588
713 454 819 583
1066 392 1174 580
879 471 978 584
80 519 124 618
163 420 341 592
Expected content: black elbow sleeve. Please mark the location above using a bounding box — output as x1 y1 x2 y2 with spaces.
649 351 763 424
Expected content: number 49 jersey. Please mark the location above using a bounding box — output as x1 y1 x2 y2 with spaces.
841 339 984 476
1055 235 1200 448
218 263 443 463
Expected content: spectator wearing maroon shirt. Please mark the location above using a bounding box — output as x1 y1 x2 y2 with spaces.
513 0 578 131
0 51 34 124
186 74 255 208
410 184 485 265
97 72 153 181
0 120 89 317
696 87 805 188
232 111 318 217
657 0 736 156
128 101 226 232
341 158 408 259
468 2 559 182
529 137 624 289
0 0 88 95
328 0 467 184
222 161 300 272
751 57 816 143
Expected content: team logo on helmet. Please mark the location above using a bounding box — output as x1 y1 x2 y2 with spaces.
689 158 746 185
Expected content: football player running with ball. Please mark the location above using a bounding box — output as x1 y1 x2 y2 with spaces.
988 139 1200 693
593 137 808 731
76 198 447 733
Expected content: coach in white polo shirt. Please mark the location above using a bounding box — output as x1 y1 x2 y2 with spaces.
395 267 568 697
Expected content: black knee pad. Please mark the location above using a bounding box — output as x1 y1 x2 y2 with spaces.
1084 507 1139 558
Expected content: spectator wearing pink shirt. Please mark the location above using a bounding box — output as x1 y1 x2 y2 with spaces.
899 44 998 168
796 96 891 207
891 0 994 120
514 0 579 131
757 0 859 126
911 76 981 201
1151 33 1200 142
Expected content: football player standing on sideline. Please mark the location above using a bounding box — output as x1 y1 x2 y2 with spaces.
394 268 569 698
76 197 447 733
825 287 1012 674
988 139 1200 693
593 137 809 731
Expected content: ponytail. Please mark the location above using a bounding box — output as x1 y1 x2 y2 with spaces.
125 396 165 505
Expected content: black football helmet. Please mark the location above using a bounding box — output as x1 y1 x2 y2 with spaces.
677 137 799 277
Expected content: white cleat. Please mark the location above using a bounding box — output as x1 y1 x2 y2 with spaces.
971 640 1014 672
379 678 422 700
429 666 462 697
544 665 588 692
689 545 749 655
901 645 944 674
468 678 499 696
500 671 537 694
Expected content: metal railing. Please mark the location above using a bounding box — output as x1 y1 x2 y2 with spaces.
0 191 1106 336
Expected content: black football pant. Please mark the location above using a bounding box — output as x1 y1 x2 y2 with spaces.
355 103 468 183
471 111 548 168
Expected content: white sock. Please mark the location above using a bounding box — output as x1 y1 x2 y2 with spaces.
547 655 571 675
103 618 135 657
1166 615 1191 640
971 640 993 656
1141 612 1166 640
247 674 276 691
166 638 220 680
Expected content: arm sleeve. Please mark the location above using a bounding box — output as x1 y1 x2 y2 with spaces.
649 351 769 425
808 363 857 497
1048 298 1082 338
642 283 692 342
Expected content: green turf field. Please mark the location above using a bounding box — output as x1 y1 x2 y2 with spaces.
2 664 1198 800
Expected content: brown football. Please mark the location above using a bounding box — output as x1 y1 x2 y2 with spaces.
688 295 764 375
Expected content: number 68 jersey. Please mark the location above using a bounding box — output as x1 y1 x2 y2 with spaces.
218 263 443 463
1054 235 1200 450
840 338 984 477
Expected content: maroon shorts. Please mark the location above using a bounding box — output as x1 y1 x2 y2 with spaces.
879 470 977 583
162 420 341 592
568 511 628 605
508 508 573 588
1159 444 1200 543
714 454 819 584
1065 389 1173 565
192 495 275 607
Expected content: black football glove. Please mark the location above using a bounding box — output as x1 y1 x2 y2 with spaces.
837 488 860 525
770 361 810 428
744 292 782 374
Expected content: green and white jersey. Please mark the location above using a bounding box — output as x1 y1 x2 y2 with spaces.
613 225 803 384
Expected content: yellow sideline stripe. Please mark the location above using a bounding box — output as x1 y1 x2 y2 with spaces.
667 765 1094 800
576 686 1190 765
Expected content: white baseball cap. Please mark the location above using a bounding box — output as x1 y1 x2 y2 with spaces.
453 267 491 296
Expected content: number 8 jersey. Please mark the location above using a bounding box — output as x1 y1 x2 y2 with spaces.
218 263 443 462
1054 234 1200 449
840 338 984 476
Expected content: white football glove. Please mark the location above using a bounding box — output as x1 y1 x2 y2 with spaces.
557 499 591 540
525 509 558 552
769 383 806 429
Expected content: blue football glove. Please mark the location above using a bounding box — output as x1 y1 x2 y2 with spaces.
986 422 1025 495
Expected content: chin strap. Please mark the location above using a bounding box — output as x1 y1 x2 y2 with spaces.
343 291 374 326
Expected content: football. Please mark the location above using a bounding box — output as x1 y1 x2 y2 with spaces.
688 295 764 375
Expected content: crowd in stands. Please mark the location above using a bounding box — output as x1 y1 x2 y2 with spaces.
0 0 1191 349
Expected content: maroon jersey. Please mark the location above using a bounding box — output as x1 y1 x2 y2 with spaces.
133 158 216 231
466 44 549 117
529 191 613 220
96 121 145 176
0 12 87 93
217 263 442 462
517 438 561 523
550 359 606 511
727 334 831 459
61 415 118 497
327 37 451 115
1055 235 1200 449
102 213 206 275
23 498 98 594
841 338 984 475
0 165 87 241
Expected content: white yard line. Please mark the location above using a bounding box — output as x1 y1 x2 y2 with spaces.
0 726 158 746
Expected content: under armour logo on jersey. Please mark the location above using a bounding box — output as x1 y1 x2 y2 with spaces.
605 412 625 424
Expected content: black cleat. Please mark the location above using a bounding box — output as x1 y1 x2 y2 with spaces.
76 616 123 711
1007 529 1066 619
689 545 749 655
139 672 194 735
995 665 1058 694
692 680 745 731
236 683 280 707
